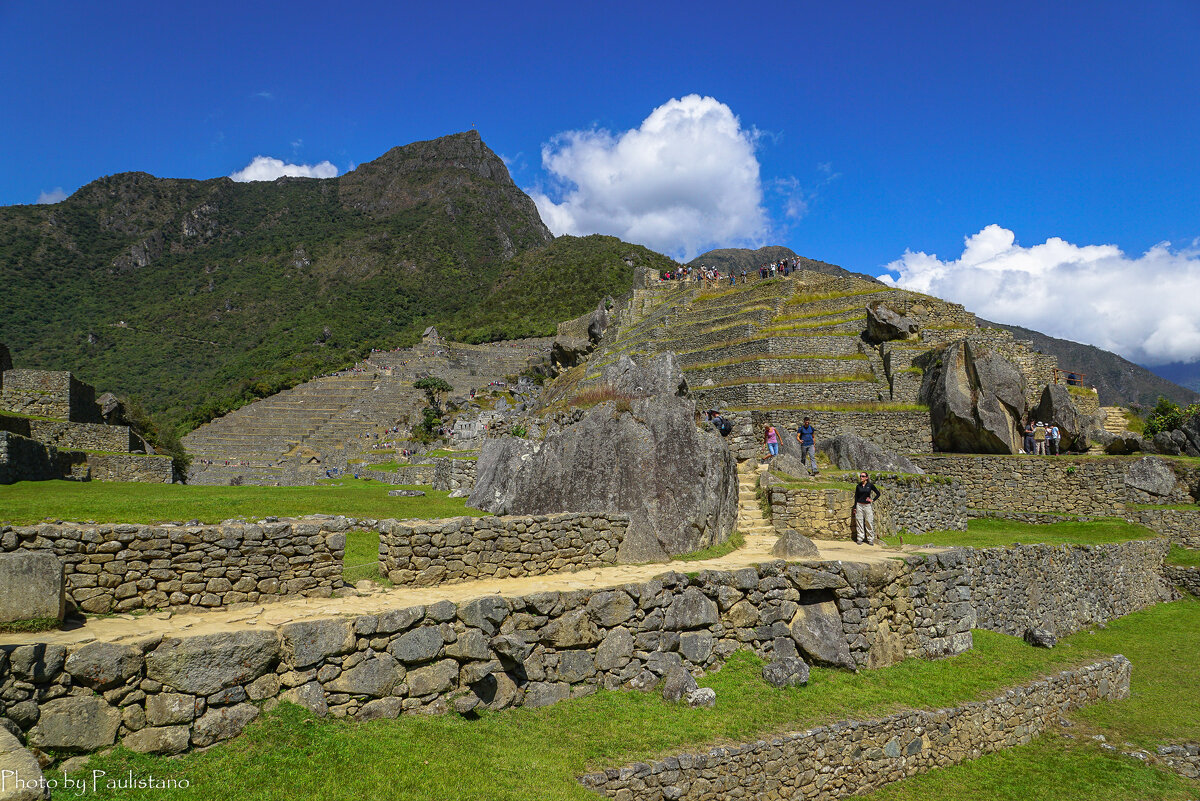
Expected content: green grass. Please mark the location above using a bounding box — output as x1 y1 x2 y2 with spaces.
0 617 60 634
363 461 401 472
786 286 885 305
342 528 391 586
423 449 479 459
1166 544 1200 567
673 530 746 561
682 352 867 371
1129 502 1200 511
889 517 1157 549
0 478 486 525
856 735 1197 800
707 372 877 388
860 597 1200 800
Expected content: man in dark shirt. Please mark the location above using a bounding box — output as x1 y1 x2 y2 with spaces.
796 417 818 475
854 472 881 545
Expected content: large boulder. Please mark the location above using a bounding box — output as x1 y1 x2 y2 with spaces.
600 353 687 399
1094 430 1146 455
788 599 853 669
920 341 1026 454
817 433 922 473
145 630 280 696
29 696 121 751
0 726 47 800
0 552 64 624
1032 384 1100 453
469 354 737 561
1124 456 1179 498
865 301 918 343
1180 414 1200 457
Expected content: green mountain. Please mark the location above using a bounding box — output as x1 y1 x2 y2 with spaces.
442 234 676 343
0 131 624 431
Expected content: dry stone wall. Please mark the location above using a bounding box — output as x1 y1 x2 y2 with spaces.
911 455 1126 515
1126 509 1200 549
578 657 1132 801
961 539 1171 636
0 431 61 484
0 519 348 614
379 513 626 586
0 371 98 423
766 477 967 540
84 453 173 483
431 457 476 492
0 540 1166 759
1165 565 1200 596
726 411 932 459
694 380 884 408
26 420 134 453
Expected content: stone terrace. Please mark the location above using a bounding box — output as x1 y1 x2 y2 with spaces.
183 334 553 485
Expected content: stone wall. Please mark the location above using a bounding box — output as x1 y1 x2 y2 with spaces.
0 370 98 423
1160 744 1200 780
578 657 1132 801
693 380 885 409
1122 509 1200 549
0 519 348 614
379 513 626 586
911 455 1126 515
726 410 932 459
431 457 477 492
0 540 1164 758
1164 565 1200 597
84 453 174 483
363 464 435 485
961 539 1171 637
0 431 60 485
27 419 134 453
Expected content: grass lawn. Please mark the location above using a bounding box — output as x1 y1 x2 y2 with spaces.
1166 544 1200 568
0 478 486 525
888 517 1159 549
856 597 1200 800
71 600 1200 800
342 528 391 586
673 530 745 561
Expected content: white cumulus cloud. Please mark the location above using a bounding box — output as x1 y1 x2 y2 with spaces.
527 95 768 260
36 187 67 204
882 225 1200 365
229 156 338 182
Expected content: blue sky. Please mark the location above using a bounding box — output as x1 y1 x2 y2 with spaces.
4 0 1200 366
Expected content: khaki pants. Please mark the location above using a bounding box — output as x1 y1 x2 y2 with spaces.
854 502 875 544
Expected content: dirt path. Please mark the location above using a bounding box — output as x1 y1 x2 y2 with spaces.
4 535 931 648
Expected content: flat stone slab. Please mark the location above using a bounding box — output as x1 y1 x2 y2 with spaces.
0 552 64 624
388 489 426 497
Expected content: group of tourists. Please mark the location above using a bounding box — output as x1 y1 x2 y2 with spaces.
658 255 812 287
1022 420 1062 455
762 418 882 546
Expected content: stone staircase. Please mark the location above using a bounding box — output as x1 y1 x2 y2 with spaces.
735 461 776 548
1087 406 1131 454
1101 406 1129 434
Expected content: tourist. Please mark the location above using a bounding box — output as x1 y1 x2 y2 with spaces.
796 416 818 475
740 269 747 284
1047 423 1061 455
1023 420 1036 455
764 424 779 460
1034 421 1047 455
854 472 882 545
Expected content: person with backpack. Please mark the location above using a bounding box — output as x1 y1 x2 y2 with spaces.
1047 424 1061 455
796 417 818 475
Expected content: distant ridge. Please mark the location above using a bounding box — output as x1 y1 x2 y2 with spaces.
979 318 1199 407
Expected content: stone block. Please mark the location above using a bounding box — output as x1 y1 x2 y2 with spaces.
0 552 64 623
0 726 48 801
29 696 121 751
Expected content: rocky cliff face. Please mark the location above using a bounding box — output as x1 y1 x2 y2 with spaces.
920 341 1027 453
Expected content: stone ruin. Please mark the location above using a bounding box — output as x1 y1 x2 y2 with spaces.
0 345 173 485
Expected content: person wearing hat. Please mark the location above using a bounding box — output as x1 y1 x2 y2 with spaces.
1034 421 1047 455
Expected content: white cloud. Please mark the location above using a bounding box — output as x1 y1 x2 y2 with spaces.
882 225 1200 365
36 187 67 204
527 95 768 260
229 156 338 182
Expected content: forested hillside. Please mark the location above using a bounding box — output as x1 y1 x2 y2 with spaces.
0 133 638 431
